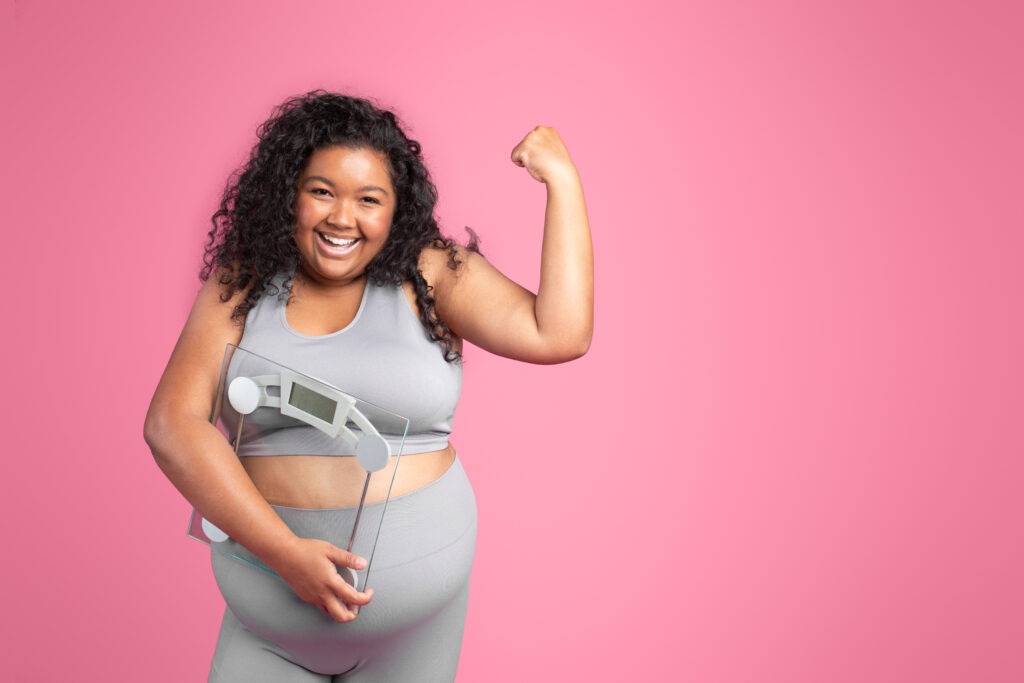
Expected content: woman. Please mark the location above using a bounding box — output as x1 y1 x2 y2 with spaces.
145 91 592 682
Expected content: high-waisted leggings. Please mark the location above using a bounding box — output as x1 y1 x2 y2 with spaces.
208 457 477 682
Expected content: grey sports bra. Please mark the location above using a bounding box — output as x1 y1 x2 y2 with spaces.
223 274 461 456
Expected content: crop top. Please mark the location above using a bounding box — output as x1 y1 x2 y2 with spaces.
221 273 461 457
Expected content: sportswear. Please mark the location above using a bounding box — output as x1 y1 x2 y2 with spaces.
223 274 461 456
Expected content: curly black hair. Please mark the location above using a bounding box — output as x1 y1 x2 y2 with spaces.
201 91 477 362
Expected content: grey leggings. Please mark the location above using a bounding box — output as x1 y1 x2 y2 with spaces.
208 457 477 682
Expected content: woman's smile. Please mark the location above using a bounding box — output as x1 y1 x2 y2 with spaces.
316 231 360 255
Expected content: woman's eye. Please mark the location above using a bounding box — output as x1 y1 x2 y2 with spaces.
361 196 381 205
311 188 331 197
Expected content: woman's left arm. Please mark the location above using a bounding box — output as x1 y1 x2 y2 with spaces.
425 126 593 364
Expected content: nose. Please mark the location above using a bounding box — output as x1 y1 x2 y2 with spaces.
327 199 356 229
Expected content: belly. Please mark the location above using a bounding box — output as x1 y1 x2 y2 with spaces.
240 444 456 508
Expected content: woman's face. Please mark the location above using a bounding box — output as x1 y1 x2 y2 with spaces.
293 145 396 287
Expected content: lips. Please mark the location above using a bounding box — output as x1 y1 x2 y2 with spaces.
317 231 360 255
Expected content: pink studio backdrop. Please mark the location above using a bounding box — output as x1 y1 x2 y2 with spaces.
2 1 1022 681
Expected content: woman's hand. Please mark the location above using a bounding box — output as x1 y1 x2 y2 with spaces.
270 536 374 623
510 126 579 185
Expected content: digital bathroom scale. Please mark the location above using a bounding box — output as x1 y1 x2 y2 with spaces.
187 343 409 592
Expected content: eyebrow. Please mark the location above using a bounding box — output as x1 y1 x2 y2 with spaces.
303 176 391 196
304 175 336 188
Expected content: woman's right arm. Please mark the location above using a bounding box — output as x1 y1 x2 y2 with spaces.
143 276 371 621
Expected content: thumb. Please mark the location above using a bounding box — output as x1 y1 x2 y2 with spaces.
511 142 528 168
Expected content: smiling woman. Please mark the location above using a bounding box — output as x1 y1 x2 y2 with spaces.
144 91 592 682
293 146 395 289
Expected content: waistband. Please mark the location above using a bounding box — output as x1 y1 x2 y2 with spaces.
235 426 452 457
213 455 475 572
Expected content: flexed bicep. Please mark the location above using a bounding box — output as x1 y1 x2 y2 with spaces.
424 125 593 364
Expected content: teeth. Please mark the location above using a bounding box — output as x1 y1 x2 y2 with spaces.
321 233 357 247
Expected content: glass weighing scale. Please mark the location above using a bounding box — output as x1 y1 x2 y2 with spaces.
187 344 409 591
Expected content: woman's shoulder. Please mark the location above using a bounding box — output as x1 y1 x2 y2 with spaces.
416 243 483 294
187 266 276 335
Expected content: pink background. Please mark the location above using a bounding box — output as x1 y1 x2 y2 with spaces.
3 1 1022 680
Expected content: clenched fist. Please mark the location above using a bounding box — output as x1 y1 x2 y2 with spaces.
510 126 579 185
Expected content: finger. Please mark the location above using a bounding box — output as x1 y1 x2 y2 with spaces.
324 543 367 571
345 590 373 618
510 144 527 167
511 128 538 167
332 574 373 606
322 593 357 623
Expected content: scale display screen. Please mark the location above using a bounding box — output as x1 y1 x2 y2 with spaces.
288 382 338 424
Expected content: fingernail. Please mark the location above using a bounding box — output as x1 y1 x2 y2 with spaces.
355 557 367 569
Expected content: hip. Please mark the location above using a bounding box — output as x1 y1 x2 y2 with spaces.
211 455 477 641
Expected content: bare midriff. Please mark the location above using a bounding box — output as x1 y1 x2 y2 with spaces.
240 444 456 509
